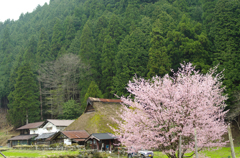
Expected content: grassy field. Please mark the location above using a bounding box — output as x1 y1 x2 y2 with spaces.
1 147 240 158
154 147 240 158
1 150 79 157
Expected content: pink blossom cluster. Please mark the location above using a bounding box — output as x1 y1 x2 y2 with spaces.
112 63 228 157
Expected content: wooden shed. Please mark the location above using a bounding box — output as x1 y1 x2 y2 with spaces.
8 134 38 147
85 133 118 152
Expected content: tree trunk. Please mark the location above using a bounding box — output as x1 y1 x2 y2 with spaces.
195 128 198 158
26 110 28 124
38 78 43 120
228 124 236 158
179 135 182 158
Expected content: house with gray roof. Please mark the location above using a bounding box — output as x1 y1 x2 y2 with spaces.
34 132 57 145
8 119 74 147
8 134 38 147
85 133 119 152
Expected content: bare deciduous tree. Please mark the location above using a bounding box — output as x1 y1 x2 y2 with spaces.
38 53 91 118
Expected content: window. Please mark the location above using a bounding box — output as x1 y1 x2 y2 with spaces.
46 127 52 131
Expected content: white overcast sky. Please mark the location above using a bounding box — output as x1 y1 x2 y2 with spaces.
0 0 49 22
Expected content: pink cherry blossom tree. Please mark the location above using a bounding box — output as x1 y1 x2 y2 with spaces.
112 63 228 158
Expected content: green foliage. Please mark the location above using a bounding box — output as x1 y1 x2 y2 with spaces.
101 35 117 98
51 18 64 59
62 99 81 119
7 62 40 127
0 0 239 120
36 27 52 64
83 81 103 112
24 36 37 70
113 28 149 96
212 0 240 101
84 81 103 103
79 21 99 80
147 19 171 78
167 14 211 72
64 16 76 50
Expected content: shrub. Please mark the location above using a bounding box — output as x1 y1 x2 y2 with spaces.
50 143 59 148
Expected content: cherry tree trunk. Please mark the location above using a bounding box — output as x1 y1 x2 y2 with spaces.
195 128 198 158
179 135 182 158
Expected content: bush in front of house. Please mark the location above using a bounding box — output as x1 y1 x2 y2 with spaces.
50 143 59 148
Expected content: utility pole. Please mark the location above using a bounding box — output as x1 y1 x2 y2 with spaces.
228 124 236 158
0 151 7 158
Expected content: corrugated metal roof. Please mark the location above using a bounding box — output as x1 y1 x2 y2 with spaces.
46 119 74 127
62 130 89 139
92 133 117 140
88 97 122 103
35 132 57 140
17 122 44 130
8 134 38 141
86 133 117 141
73 138 85 142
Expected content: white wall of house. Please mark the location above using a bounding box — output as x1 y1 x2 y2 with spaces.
30 128 38 134
64 138 72 145
29 122 66 135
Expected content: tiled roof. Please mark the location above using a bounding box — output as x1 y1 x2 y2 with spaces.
46 119 74 127
88 97 122 103
8 134 38 141
35 132 57 140
17 122 44 130
62 130 89 139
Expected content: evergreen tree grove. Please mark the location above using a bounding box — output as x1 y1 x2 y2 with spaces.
7 62 40 127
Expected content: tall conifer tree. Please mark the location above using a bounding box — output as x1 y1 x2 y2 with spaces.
114 28 148 96
36 27 51 64
8 61 40 127
147 19 171 78
51 18 64 59
101 35 117 98
212 0 240 100
24 36 37 70
108 14 125 45
64 16 76 50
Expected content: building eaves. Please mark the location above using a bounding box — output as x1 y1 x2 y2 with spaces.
17 122 44 130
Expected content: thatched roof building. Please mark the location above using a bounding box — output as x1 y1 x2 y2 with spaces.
64 97 123 134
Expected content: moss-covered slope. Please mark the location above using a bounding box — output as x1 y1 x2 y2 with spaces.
65 102 122 134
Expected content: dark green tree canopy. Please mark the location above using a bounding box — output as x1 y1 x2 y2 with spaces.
0 0 239 125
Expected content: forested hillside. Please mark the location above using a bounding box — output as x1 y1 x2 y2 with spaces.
0 0 239 127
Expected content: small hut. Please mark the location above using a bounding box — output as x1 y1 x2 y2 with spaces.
85 133 118 152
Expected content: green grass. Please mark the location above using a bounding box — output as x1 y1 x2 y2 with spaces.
1 149 79 157
153 147 240 158
2 147 240 158
199 147 240 158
